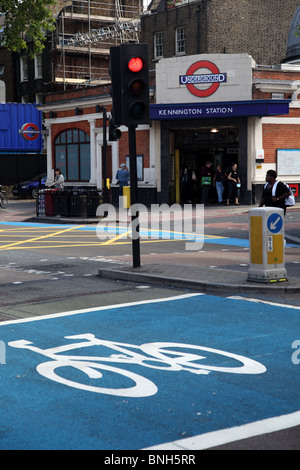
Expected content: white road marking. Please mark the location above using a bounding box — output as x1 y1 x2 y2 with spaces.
143 411 300 450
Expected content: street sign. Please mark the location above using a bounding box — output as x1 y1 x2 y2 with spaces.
267 213 283 233
19 123 49 141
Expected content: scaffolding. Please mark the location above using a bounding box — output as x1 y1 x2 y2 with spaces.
52 0 143 87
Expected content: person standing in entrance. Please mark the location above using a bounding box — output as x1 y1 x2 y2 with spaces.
181 164 197 203
200 161 213 204
213 164 226 203
226 162 240 205
116 163 130 196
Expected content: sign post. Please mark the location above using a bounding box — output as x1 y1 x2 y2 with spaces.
248 207 287 283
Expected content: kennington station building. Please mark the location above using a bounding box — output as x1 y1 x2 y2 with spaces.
40 4 300 207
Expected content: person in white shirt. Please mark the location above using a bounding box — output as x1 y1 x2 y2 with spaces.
50 168 64 189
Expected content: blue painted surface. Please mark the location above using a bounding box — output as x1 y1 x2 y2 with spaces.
0 221 298 248
0 103 42 152
0 294 299 449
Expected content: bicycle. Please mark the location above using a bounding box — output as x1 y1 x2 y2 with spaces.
0 186 8 209
9 333 267 397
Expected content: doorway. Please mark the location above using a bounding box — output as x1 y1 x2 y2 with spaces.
176 126 239 203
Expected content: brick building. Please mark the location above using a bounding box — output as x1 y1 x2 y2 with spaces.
37 2 300 206
0 0 142 104
141 0 300 66
39 51 300 206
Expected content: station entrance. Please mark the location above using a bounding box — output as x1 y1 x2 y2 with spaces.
172 125 240 204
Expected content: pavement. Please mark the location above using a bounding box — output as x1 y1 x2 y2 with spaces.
97 262 300 294
2 201 300 295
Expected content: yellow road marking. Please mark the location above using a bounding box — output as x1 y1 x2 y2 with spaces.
0 225 84 250
101 229 132 245
0 222 228 250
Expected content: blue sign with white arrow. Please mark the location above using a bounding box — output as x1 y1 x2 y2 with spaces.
267 213 283 233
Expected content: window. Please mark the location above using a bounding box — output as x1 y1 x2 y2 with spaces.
54 129 91 182
0 65 4 80
20 56 28 81
175 27 186 55
35 93 43 104
154 32 163 59
34 54 43 79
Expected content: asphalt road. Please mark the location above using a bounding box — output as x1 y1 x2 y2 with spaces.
0 199 299 309
0 199 299 451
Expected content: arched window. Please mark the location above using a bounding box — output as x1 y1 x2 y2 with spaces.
54 129 90 182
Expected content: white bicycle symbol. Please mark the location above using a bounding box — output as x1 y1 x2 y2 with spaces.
9 334 266 397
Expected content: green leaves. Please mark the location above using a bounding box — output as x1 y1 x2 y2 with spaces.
0 0 56 57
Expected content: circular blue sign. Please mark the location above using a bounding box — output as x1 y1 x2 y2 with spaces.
267 213 283 233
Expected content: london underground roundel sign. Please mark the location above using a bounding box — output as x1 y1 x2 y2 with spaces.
179 60 227 98
20 122 39 141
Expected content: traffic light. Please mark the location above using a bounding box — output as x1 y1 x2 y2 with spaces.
109 45 122 126
109 116 122 141
119 43 149 127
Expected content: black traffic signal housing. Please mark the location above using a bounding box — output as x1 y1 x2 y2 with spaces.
109 45 123 126
119 43 149 127
109 116 122 141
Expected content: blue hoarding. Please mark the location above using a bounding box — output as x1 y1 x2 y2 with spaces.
0 103 43 153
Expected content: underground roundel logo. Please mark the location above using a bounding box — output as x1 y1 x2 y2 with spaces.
179 60 227 98
20 122 39 141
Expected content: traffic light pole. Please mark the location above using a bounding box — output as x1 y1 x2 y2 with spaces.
128 124 140 268
102 107 108 203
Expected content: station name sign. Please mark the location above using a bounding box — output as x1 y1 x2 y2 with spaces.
154 104 234 118
150 100 290 120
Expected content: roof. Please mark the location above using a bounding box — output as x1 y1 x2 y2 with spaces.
285 6 300 62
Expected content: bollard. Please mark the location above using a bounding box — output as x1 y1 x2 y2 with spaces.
248 207 287 283
122 186 131 209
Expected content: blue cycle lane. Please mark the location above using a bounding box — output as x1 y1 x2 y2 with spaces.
0 293 299 450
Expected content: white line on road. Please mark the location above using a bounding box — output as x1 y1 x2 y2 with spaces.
0 293 204 326
143 411 300 450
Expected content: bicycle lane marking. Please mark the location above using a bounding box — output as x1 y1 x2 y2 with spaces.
0 293 299 449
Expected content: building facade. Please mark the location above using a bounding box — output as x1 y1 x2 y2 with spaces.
0 0 142 104
39 51 300 206
141 0 300 66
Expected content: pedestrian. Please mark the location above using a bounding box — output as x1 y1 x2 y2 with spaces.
181 164 197 203
116 163 130 196
259 169 292 215
226 163 240 205
49 168 64 189
213 164 226 203
200 161 213 204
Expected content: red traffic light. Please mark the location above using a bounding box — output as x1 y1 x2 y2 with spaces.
128 57 143 73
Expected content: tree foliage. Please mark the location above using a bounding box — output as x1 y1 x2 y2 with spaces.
0 0 56 57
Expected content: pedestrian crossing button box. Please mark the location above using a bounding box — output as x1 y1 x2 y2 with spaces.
248 207 287 283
